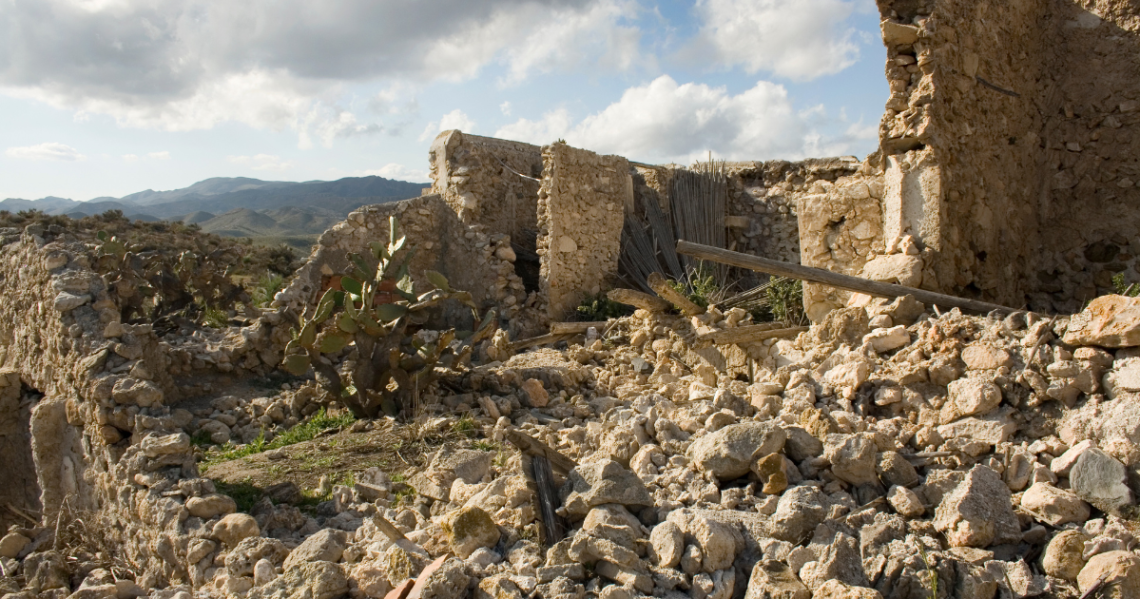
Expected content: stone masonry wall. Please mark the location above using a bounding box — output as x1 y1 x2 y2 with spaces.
538 143 632 321
428 130 543 241
270 194 528 340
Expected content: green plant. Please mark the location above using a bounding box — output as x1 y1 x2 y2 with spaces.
668 263 727 309
282 216 497 419
575 293 633 321
451 414 476 437
472 440 499 451
766 277 807 326
917 543 939 599
1112 272 1139 297
200 407 354 466
215 479 263 512
250 273 288 308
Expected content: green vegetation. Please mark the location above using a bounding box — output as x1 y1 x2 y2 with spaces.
668 264 725 309
282 216 497 419
575 293 633 321
200 407 355 469
917 543 939 599
451 414 477 437
1113 272 1139 297
765 277 807 326
215 478 263 512
249 273 288 308
472 440 499 452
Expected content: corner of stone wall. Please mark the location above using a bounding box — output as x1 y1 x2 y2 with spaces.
537 142 632 321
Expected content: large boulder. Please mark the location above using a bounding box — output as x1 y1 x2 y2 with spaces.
561 459 652 518
1063 294 1140 347
933 466 1021 548
688 422 786 481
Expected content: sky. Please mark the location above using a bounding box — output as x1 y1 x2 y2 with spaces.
0 0 888 201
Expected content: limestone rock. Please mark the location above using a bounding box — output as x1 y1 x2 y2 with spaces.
283 528 347 570
1019 483 1090 526
743 560 809 599
186 494 237 519
946 377 1002 420
254 559 277 586
886 486 924 518
863 326 909 353
823 433 877 486
381 540 431 584
861 254 922 288
521 379 549 408
961 344 1013 371
768 486 830 542
877 451 919 488
582 504 645 549
1042 530 1088 581
443 506 500 559
1069 448 1134 516
933 466 1021 548
54 291 90 312
752 453 790 494
0 533 30 559
1076 551 1140 599
688 422 786 481
798 533 867 590
476 575 523 599
413 557 470 599
810 579 883 599
248 561 347 599
649 521 683 568
214 513 261 547
561 459 652 518
1063 294 1140 347
226 537 289 578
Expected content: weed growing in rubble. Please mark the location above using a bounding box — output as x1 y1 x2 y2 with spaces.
250 273 287 308
766 277 807 326
215 479 262 512
575 293 632 321
451 414 477 436
917 543 939 599
1113 272 1139 297
670 266 725 309
472 440 499 451
200 407 354 468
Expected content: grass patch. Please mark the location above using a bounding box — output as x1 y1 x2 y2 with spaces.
575 293 633 321
451 414 477 437
472 440 499 451
201 407 355 468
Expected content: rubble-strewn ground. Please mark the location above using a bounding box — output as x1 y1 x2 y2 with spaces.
7 285 1140 599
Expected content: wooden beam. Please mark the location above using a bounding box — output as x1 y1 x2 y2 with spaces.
505 427 578 475
647 272 704 316
550 321 609 335
607 288 672 313
700 324 810 345
529 454 566 547
510 333 573 353
676 241 1015 315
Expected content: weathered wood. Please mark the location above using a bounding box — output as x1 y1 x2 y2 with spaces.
510 332 573 352
371 513 408 542
607 288 672 313
647 272 704 316
505 427 577 475
700 324 810 345
530 454 566 547
676 241 1015 314
550 321 608 335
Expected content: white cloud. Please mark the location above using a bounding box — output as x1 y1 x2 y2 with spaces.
364 163 431 183
684 0 862 80
0 0 641 144
124 151 170 163
419 109 477 141
123 154 140 163
496 75 870 163
227 154 293 172
148 151 170 160
500 101 513 116
5 142 86 161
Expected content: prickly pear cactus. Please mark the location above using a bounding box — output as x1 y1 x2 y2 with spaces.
282 216 496 418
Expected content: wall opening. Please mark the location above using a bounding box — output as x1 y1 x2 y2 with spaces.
0 385 43 530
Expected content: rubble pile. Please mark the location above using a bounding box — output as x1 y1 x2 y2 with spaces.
7 290 1140 599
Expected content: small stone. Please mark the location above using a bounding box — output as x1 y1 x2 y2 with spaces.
1019 483 1090 526
688 422 786 481
650 522 683 568
933 465 1021 548
1042 530 1088 581
1069 448 1134 516
961 344 1013 370
811 579 883 599
562 459 652 518
863 326 909 352
582 505 645 548
824 433 878 486
442 506 501 559
214 513 261 547
413 557 470 599
946 377 1002 419
521 379 549 407
350 561 391 598
186 494 238 519
886 486 925 518
0 533 30 559
877 451 919 488
743 560 809 599
1076 551 1140 598
751 453 789 494
54 291 91 312
254 559 277 586
768 486 830 542
283 528 347 570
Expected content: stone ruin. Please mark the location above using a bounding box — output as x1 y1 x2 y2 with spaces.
4 2 1140 599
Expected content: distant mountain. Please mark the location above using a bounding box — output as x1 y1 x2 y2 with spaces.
0 176 425 248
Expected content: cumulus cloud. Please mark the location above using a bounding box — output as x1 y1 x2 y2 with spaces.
227 154 293 172
124 151 170 163
148 151 170 160
365 163 431 183
0 0 642 142
5 142 86 161
495 75 873 163
682 0 862 80
419 109 477 141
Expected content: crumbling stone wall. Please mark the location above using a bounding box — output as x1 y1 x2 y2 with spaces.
0 378 40 531
271 194 527 340
538 143 632 321
428 130 542 241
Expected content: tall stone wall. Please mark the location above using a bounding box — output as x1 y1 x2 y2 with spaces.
538 143 632 321
428 130 543 241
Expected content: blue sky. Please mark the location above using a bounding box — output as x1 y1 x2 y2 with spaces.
0 0 887 201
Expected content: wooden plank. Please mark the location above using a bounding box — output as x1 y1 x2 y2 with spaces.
607 288 672 312
676 241 1015 315
701 324 810 345
647 272 704 316
530 454 566 547
509 333 573 353
550 321 609 335
505 427 578 475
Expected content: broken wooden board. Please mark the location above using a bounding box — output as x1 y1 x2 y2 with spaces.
505 427 577 475
647 272 704 316
607 288 672 313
